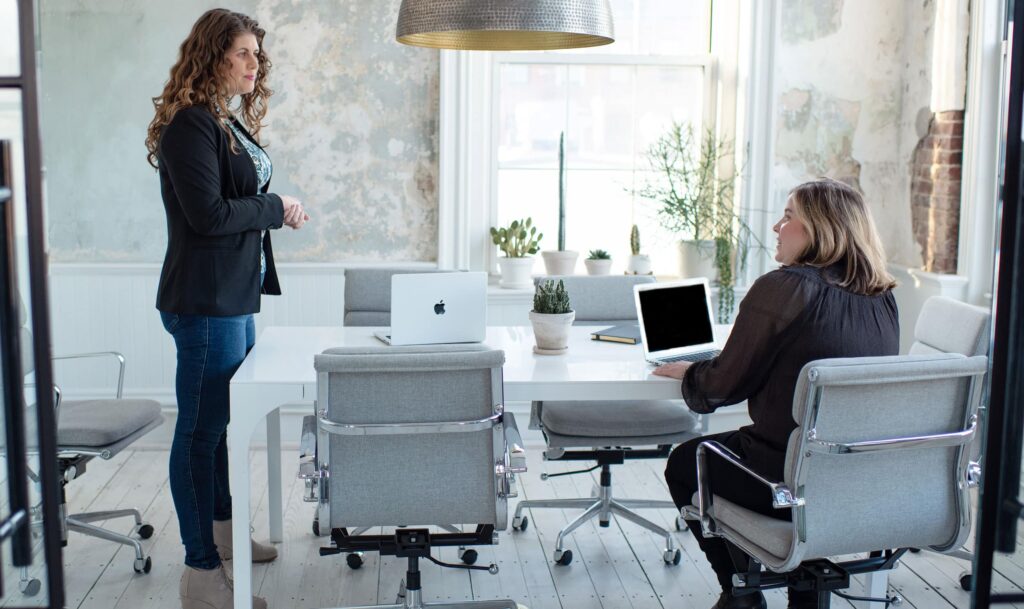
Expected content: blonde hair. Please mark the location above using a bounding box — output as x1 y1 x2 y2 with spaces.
788 178 897 295
145 9 273 168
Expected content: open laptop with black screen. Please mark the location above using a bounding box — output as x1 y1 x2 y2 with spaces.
634 278 721 365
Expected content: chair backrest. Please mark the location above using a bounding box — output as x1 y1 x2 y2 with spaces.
313 344 508 529
910 296 990 356
784 353 987 562
533 275 656 325
343 268 450 326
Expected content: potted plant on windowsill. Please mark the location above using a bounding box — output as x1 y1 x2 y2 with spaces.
542 132 579 276
637 122 759 321
491 217 542 289
529 279 574 354
584 249 613 275
626 224 652 275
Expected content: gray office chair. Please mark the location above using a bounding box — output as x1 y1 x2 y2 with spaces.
907 295 990 590
511 275 701 566
334 267 475 568
343 268 449 326
19 319 162 595
683 353 987 608
298 345 526 609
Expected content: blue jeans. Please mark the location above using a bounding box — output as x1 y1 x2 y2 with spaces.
161 311 255 569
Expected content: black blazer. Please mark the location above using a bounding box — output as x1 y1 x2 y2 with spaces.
155 106 285 316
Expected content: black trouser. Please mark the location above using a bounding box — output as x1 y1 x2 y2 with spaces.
665 431 815 607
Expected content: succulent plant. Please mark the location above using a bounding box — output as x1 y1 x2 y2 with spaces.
533 279 572 314
630 225 641 256
490 217 542 258
587 249 611 260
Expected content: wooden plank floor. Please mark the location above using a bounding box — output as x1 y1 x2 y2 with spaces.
1 431 1016 609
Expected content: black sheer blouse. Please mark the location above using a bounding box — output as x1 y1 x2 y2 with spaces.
681 264 899 477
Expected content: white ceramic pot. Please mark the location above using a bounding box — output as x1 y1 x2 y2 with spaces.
529 310 576 353
497 257 535 289
541 250 579 276
626 254 652 275
677 240 717 280
584 259 613 275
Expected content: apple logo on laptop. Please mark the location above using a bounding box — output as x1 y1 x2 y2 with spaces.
434 300 446 315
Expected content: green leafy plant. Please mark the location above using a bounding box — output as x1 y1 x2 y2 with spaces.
557 131 567 251
533 279 572 314
587 249 611 260
490 218 542 258
630 225 641 256
637 122 760 322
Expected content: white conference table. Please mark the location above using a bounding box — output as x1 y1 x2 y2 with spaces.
227 324 729 609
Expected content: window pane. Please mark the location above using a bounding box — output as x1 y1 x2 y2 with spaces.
566 65 635 169
634 66 705 161
555 0 710 56
497 65 567 169
0 1 19 76
496 169 559 253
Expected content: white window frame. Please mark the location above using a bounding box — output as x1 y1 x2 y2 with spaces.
438 0 780 286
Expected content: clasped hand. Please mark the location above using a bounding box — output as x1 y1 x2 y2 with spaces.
281 195 310 230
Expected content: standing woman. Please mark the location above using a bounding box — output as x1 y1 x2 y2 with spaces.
145 9 307 609
658 178 899 609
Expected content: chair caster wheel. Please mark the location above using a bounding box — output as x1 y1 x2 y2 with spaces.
20 578 41 596
136 524 155 539
459 549 478 565
553 549 573 566
664 549 681 565
675 516 683 531
890 594 904 606
512 516 528 531
133 556 152 574
960 571 973 591
346 553 364 569
312 516 320 536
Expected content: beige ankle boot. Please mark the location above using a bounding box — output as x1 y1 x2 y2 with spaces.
179 565 267 609
212 519 278 563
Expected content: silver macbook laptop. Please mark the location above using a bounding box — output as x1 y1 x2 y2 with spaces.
374 272 487 346
634 278 721 365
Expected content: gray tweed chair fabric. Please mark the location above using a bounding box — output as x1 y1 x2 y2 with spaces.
686 353 986 603
19 316 162 593
343 268 449 327
302 345 526 609
511 275 700 567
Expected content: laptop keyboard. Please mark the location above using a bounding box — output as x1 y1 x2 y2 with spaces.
654 350 721 365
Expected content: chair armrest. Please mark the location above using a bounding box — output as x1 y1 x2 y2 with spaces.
696 440 803 536
297 414 322 503
52 351 125 398
503 412 527 475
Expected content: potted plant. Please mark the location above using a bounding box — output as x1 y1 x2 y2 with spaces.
584 249 613 275
490 217 542 289
638 122 759 321
626 224 652 275
529 279 575 354
541 132 579 276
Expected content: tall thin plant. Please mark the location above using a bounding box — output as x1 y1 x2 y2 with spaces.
637 122 760 321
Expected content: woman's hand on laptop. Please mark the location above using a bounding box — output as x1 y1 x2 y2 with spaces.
652 361 692 379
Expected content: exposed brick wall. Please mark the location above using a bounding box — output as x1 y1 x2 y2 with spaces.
911 111 963 273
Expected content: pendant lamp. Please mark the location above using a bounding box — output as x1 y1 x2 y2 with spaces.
396 0 615 51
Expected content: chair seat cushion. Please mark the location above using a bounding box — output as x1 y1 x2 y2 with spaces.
541 400 697 438
57 399 163 448
691 492 793 560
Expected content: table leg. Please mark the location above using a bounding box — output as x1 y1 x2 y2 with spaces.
267 408 283 543
228 422 254 609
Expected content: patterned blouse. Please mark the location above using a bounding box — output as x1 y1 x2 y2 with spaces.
227 119 272 277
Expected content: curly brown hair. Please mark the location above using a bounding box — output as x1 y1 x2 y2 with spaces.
145 9 273 168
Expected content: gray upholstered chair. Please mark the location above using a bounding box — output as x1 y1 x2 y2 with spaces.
18 316 162 595
511 275 701 566
684 353 987 608
908 295 990 590
343 268 449 327
299 344 526 609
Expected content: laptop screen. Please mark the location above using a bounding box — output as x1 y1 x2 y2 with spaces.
638 283 714 353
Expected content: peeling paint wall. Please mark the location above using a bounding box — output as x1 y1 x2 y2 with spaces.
40 1 439 263
774 0 932 268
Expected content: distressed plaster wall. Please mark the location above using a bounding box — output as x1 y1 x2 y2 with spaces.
774 0 932 268
40 1 439 263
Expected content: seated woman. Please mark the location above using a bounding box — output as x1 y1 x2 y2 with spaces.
656 177 899 609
